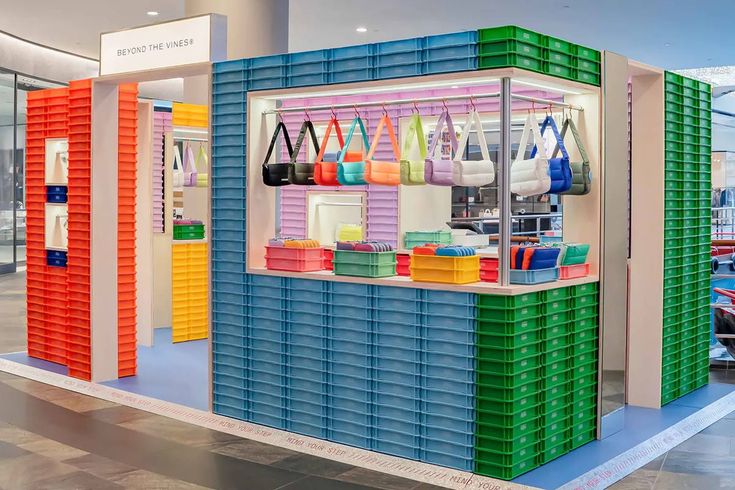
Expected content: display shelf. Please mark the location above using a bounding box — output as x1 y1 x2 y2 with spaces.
248 268 598 296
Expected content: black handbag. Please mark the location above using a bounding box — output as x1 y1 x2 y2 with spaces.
288 120 320 185
262 121 294 186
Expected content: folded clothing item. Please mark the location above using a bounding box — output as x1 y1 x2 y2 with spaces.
511 245 561 270
269 238 321 249
173 219 203 225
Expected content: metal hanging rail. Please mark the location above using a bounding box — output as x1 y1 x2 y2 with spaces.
262 91 584 115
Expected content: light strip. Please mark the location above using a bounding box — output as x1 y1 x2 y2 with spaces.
513 79 584 95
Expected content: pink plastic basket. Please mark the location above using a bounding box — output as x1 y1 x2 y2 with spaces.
559 263 590 280
265 246 324 272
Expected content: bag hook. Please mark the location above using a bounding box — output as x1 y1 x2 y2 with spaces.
330 106 337 119
412 100 419 114
276 110 283 123
469 95 477 111
382 102 389 116
353 105 360 118
304 108 311 121
442 99 448 111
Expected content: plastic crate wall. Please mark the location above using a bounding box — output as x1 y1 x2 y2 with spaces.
152 109 172 233
25 87 69 365
117 83 138 377
474 283 599 480
66 79 93 380
172 242 209 342
213 276 476 471
661 72 711 405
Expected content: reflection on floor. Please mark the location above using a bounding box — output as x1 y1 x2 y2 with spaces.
0 370 439 490
0 270 26 354
601 369 625 415
611 368 735 490
102 328 208 410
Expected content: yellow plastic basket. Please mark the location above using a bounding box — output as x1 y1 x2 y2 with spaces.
410 254 481 284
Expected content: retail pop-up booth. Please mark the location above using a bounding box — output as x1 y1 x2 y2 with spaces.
19 17 712 483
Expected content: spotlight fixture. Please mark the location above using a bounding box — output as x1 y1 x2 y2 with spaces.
356 26 368 33
147 11 159 16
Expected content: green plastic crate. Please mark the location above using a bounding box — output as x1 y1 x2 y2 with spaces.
478 355 541 376
477 392 542 415
476 443 540 468
173 224 205 240
545 62 574 79
478 303 540 322
476 379 541 402
477 317 539 336
477 403 542 428
477 342 540 362
477 366 542 389
479 292 540 308
475 454 537 480
477 330 538 349
479 39 543 58
479 52 544 72
575 44 601 62
332 250 396 278
478 25 544 45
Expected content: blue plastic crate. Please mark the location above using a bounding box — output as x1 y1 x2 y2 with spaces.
213 392 243 410
212 166 246 179
329 303 371 320
329 69 374 84
249 77 286 91
287 278 327 292
251 54 288 68
248 310 283 327
423 300 475 318
373 309 420 325
374 296 420 313
250 378 284 399
289 333 324 350
47 250 67 259
425 364 475 382
213 374 244 392
424 57 477 74
424 289 474 305
330 292 371 308
330 429 369 449
288 289 324 305
375 332 419 351
250 295 284 310
376 392 419 412
214 364 245 381
251 327 284 343
373 425 420 446
424 313 474 331
375 63 423 79
375 402 419 423
213 70 246 84
213 113 246 126
212 153 245 166
288 73 330 88
212 145 246 157
289 49 330 64
424 401 473 421
330 316 369 332
212 80 246 94
289 397 323 417
331 326 369 344
212 318 245 336
423 449 473 472
215 134 244 146
331 282 371 296
214 404 246 421
214 123 246 135
250 275 284 287
213 299 244 315
374 440 421 460
212 249 244 263
426 339 475 358
330 367 370 389
289 60 329 76
290 321 324 338
289 420 326 439
46 255 67 267
425 31 477 49
46 192 67 203
375 344 420 362
214 59 249 73
213 340 244 357
509 267 560 284
423 374 473 397
290 343 324 360
331 44 374 60
250 409 285 430
290 376 324 395
287 310 324 327
375 381 420 400
425 326 475 345
376 50 423 67
375 38 424 54
331 55 373 71
288 299 323 315
213 351 243 369
249 366 285 387
424 414 474 438
423 389 474 409
289 353 323 372
374 356 419 375
376 285 422 300
374 320 419 338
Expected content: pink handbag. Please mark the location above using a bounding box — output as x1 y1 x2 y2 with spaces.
183 143 197 187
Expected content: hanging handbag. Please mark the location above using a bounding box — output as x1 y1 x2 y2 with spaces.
532 116 572 194
314 116 343 186
288 120 320 185
262 120 294 186
510 113 551 196
195 145 209 187
172 145 184 189
553 116 592 195
453 108 495 187
400 113 427 185
364 113 401 186
183 143 197 187
424 110 458 186
337 116 370 185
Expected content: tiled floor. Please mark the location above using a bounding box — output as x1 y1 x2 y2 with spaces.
610 368 735 490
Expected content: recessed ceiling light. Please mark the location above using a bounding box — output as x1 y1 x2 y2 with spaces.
451 85 460 89
147 11 159 16
664 43 671 47
356 26 368 33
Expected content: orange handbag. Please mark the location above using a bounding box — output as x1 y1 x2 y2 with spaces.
364 113 401 186
313 116 344 186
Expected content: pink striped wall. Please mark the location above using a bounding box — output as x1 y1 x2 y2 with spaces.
153 110 172 233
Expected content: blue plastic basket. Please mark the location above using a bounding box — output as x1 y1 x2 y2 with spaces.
509 267 560 284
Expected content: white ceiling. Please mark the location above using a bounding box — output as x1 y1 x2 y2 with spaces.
0 0 731 70
0 0 185 59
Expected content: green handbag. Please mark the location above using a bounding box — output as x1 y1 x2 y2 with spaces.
553 116 592 195
400 113 427 185
559 243 590 266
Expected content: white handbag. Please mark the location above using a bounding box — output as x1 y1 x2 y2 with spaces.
452 109 495 187
510 113 551 196
172 145 184 189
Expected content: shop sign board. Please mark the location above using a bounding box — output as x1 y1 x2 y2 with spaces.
100 14 226 75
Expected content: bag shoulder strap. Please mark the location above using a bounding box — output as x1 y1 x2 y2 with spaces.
315 116 345 164
514 113 547 164
366 113 400 161
532 115 568 159
195 145 208 172
290 120 320 164
402 113 427 160
553 117 589 163
427 110 458 157
183 143 195 173
455 109 491 161
173 145 183 172
338 116 369 164
263 121 293 168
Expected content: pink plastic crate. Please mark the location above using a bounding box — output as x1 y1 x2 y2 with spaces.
265 246 324 272
559 263 590 280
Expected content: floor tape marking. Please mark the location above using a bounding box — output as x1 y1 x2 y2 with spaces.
0 359 536 490
558 390 735 490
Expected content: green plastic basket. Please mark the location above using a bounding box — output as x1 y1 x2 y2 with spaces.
332 250 397 278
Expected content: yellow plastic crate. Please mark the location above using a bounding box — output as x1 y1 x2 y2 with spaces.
410 254 480 284
171 242 209 342
172 102 208 128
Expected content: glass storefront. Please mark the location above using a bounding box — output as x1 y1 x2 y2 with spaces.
0 71 64 274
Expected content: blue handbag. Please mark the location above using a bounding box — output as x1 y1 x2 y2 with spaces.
337 116 370 185
531 116 573 194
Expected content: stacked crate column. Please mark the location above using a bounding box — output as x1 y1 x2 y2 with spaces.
171 242 208 342
66 79 93 380
117 83 138 377
25 91 50 360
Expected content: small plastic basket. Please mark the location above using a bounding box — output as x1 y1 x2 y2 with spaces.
332 250 397 278
404 230 452 250
480 257 499 283
396 253 411 277
559 263 590 280
410 255 480 284
265 246 324 272
509 267 559 285
173 224 205 240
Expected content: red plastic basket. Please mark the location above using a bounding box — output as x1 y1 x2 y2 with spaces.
396 253 411 276
323 248 334 270
265 246 324 272
559 263 590 280
480 257 499 282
